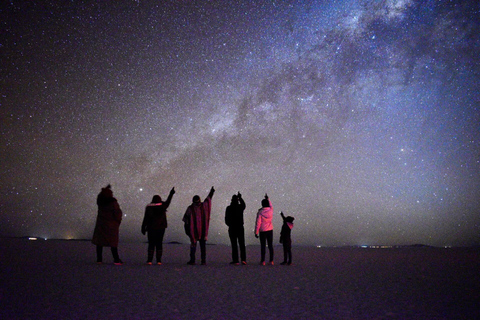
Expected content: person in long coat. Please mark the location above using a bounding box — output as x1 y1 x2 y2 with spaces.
92 184 123 265
182 186 215 265
141 187 175 265
225 192 247 265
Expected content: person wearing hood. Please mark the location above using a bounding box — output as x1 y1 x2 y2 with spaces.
225 192 247 265
279 211 295 265
141 187 175 265
92 184 123 265
182 186 215 265
254 194 274 265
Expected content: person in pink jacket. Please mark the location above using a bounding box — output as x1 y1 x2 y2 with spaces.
255 194 274 265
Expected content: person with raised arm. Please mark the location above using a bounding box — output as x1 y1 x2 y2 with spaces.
183 186 215 265
255 193 274 265
141 187 175 265
225 192 247 265
279 211 295 265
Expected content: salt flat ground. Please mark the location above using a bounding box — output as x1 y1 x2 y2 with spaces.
0 238 479 319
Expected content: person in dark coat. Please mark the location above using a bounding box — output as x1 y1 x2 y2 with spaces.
225 192 247 265
92 184 123 265
279 211 294 265
141 187 175 265
182 186 215 265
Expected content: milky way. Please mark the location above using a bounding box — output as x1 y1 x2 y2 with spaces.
2 0 479 246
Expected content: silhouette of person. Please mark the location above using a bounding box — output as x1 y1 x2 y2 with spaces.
141 187 175 265
225 192 247 265
92 184 123 265
280 211 294 265
255 193 274 265
182 186 215 265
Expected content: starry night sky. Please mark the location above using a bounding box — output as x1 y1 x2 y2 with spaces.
2 0 479 246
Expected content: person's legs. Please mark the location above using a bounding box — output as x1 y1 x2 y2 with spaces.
156 229 166 263
96 245 103 263
188 240 197 265
287 240 292 264
238 227 247 263
200 239 206 264
266 230 274 263
282 244 288 264
259 232 266 263
228 228 239 263
147 232 155 263
111 247 122 264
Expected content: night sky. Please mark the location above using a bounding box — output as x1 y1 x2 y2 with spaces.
2 0 479 246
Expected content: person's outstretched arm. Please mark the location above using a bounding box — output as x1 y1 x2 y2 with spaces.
238 192 246 210
207 186 215 199
164 187 175 208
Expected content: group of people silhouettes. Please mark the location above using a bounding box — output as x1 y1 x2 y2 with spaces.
92 185 295 266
